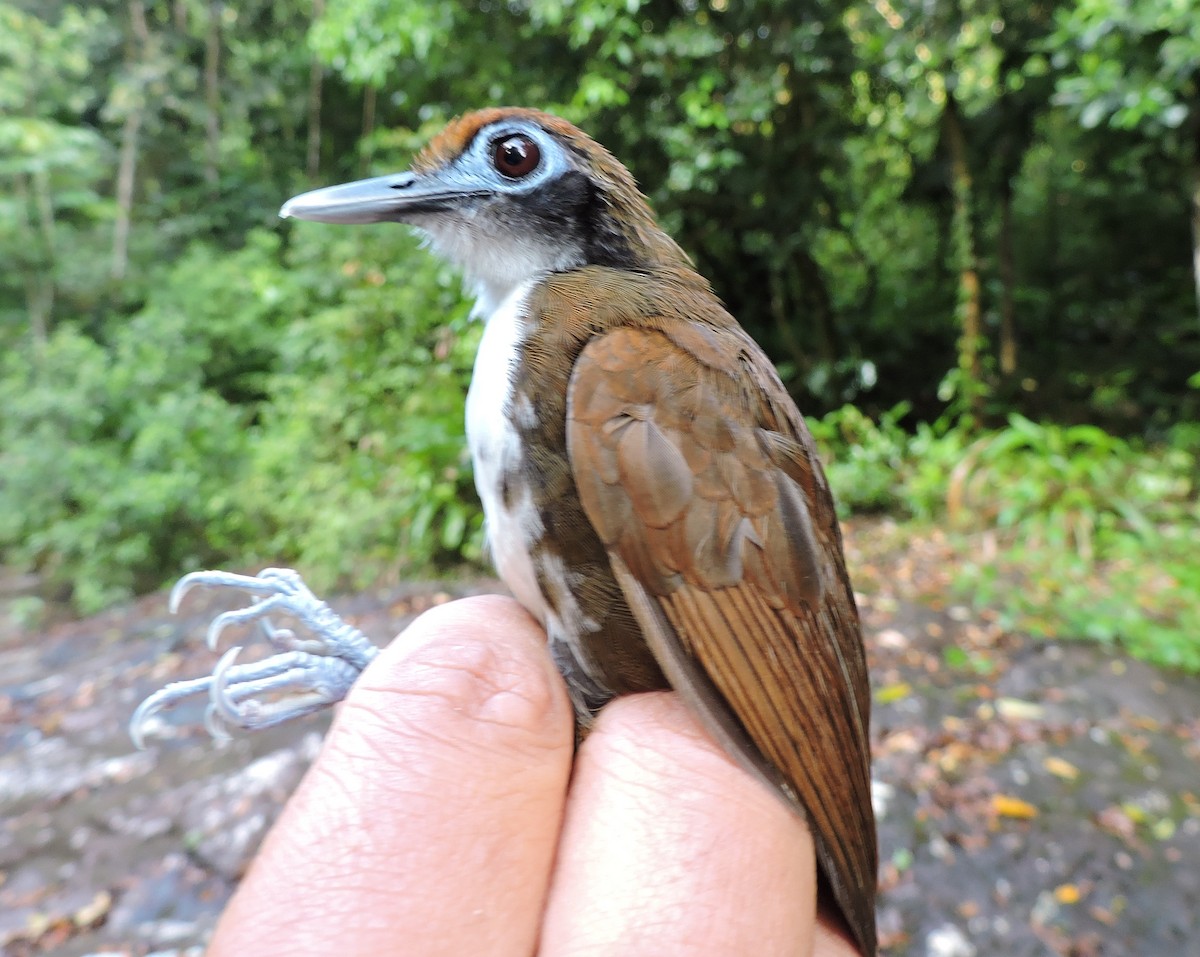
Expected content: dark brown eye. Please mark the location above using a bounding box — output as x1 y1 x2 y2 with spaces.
493 134 541 178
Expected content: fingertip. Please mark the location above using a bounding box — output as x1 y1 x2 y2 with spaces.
544 691 818 957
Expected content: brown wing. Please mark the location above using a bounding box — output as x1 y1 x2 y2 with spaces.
567 324 877 956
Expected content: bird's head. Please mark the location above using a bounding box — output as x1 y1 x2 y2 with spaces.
281 108 692 314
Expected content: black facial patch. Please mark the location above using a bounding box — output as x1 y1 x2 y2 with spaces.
505 169 637 270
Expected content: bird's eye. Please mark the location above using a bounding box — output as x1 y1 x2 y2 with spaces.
492 134 541 178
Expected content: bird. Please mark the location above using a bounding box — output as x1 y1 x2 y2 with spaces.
131 107 878 955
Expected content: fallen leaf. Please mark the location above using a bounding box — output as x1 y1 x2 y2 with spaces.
1043 756 1080 780
875 682 912 704
992 794 1039 819
876 628 908 649
1151 818 1176 841
879 729 922 754
1120 801 1148 825
1095 805 1137 841
1089 905 1117 926
1089 895 1127 926
941 715 967 734
996 697 1044 721
1054 883 1082 904
934 742 973 772
73 890 112 928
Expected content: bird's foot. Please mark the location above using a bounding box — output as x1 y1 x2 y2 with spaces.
130 568 380 748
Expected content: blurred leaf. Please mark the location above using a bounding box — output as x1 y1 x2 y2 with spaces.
1043 756 1080 781
993 795 1039 819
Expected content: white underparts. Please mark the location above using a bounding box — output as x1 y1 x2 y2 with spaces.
466 279 548 621
464 278 608 694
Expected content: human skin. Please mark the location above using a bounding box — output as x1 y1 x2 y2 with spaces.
207 594 862 957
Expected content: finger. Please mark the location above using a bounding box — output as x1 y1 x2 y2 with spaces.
208 594 574 957
539 692 819 957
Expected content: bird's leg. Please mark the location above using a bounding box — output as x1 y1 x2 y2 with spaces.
130 568 379 747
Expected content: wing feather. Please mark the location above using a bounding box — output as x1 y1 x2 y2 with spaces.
568 324 877 955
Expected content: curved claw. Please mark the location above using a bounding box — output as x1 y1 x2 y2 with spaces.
129 693 160 750
170 568 306 615
169 570 213 614
209 645 244 725
204 701 233 743
206 610 234 651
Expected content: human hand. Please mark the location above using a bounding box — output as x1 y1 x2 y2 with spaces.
208 594 861 956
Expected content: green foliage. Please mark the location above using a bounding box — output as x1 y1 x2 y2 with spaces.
0 3 115 340
240 223 484 593
810 404 968 518
815 409 1200 671
0 231 304 610
0 224 486 608
1049 0 1199 134
945 415 1200 671
0 323 253 612
810 403 916 513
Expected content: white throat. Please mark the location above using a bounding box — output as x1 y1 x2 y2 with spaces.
416 215 583 321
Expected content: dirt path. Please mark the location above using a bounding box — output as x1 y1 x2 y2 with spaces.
2 519 1197 956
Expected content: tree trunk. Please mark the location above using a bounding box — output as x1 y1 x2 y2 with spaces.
942 92 985 420
361 83 377 175
112 0 148 281
767 262 807 380
305 0 326 180
1040 119 1063 367
997 179 1018 376
33 167 55 263
204 0 222 188
790 246 841 367
1190 110 1200 324
14 173 52 344
112 108 142 281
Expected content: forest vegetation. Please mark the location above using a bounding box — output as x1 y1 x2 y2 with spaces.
1 0 1197 669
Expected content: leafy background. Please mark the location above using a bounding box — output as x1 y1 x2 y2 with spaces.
1 0 1197 669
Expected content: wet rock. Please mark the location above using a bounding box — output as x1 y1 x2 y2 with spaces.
182 734 322 878
105 852 229 948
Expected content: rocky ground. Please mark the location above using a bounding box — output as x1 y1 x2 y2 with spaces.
1 518 1197 956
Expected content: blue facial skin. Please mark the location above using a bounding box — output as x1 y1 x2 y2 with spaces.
279 120 576 226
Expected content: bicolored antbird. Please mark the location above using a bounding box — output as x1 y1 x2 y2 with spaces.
132 108 878 955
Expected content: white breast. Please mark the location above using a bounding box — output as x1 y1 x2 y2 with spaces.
465 279 549 622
